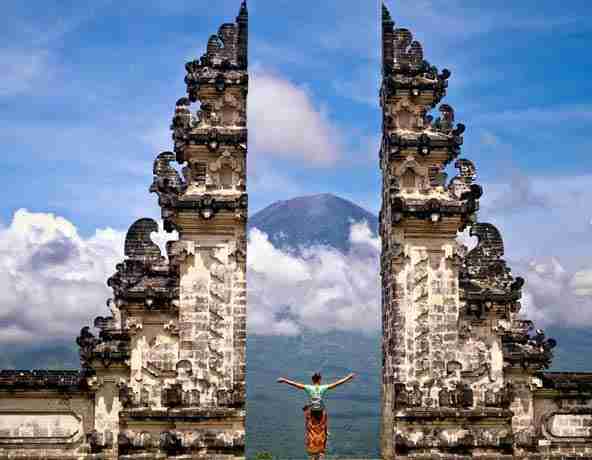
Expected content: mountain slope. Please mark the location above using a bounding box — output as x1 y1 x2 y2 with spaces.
249 193 378 253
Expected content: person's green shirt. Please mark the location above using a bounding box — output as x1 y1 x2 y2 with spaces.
303 384 330 407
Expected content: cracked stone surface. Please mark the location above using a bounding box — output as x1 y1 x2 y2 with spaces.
379 3 592 459
0 3 248 459
1 3 592 459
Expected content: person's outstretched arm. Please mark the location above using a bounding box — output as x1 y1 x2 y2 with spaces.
277 377 306 390
326 372 356 390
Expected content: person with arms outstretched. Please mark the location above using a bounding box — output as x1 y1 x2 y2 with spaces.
277 372 356 460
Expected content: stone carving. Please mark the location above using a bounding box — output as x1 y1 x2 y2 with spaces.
502 322 557 370
448 159 483 202
124 218 162 260
379 4 582 459
485 383 515 408
173 193 248 220
171 97 193 150
107 219 178 311
382 3 450 105
164 320 179 335
393 383 423 409
461 222 525 305
390 195 477 223
160 431 183 455
87 429 107 453
394 157 429 192
3 3 592 459
0 370 82 389
183 1 248 102
118 382 137 409
76 326 100 370
0 413 84 444
161 383 184 408
547 412 592 439
438 383 474 408
150 152 185 229
393 28 424 72
394 426 514 453
0 5 249 459
208 149 245 190
386 129 463 166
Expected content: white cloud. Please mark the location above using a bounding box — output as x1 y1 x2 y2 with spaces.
474 172 592 328
486 173 548 214
2 197 592 346
249 69 342 165
349 220 380 252
0 209 125 344
517 258 592 328
0 210 181 345
0 209 382 345
247 221 381 336
247 229 311 285
478 173 592 268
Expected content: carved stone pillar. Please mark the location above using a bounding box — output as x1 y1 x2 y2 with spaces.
379 4 557 459
149 2 248 457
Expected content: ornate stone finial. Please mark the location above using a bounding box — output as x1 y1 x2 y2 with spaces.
393 28 424 72
461 222 524 302
382 2 395 77
381 4 450 102
150 152 184 227
124 219 162 261
382 2 393 22
183 0 248 107
237 0 248 70
466 223 505 272
76 326 99 370
152 152 183 190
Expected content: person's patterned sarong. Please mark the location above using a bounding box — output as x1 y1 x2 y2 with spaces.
303 405 328 456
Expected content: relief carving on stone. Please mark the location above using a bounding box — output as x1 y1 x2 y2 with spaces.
207 149 245 191
394 157 429 193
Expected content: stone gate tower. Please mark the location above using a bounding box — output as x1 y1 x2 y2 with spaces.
0 3 248 459
378 3 575 459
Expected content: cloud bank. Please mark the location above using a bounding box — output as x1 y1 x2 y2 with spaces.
0 210 380 345
0 201 591 346
0 209 123 344
248 222 381 336
249 69 342 165
518 259 592 328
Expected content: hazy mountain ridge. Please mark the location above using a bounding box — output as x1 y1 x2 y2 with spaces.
248 193 379 253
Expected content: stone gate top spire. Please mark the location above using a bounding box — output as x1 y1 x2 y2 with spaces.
184 0 248 78
381 2 450 107
382 2 392 22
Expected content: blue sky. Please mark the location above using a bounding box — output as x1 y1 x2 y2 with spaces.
3 0 590 231
1 0 592 343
